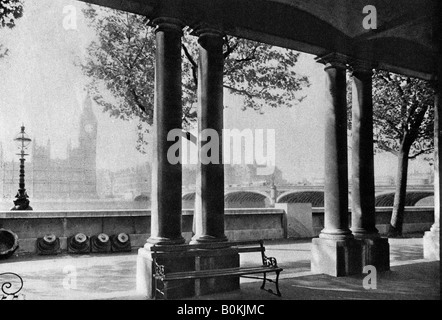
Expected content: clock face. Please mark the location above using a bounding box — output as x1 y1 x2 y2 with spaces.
84 124 94 133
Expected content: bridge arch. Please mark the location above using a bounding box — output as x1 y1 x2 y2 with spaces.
133 194 150 202
374 191 434 207
182 190 272 208
224 190 271 208
276 190 325 207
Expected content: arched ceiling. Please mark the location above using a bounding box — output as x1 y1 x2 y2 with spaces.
80 0 439 80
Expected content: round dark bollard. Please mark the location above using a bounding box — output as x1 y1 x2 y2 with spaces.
0 229 19 260
110 233 131 252
68 233 90 254
91 233 111 253
37 234 61 255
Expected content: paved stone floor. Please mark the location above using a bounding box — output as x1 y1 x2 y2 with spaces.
0 237 439 300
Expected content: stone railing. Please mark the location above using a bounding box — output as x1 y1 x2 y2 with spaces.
312 206 434 236
0 205 434 255
0 208 285 255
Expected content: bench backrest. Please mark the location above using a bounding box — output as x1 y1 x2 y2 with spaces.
150 240 266 260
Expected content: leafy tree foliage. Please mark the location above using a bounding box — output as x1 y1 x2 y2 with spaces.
0 0 23 58
82 6 310 153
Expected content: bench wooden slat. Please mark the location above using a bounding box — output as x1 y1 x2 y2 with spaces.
157 266 283 281
151 240 264 254
236 247 264 253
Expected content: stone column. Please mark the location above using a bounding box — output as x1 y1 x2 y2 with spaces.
148 18 185 245
191 27 227 243
318 53 352 240
350 60 389 270
424 75 441 260
138 18 193 299
350 62 377 238
423 13 441 260
311 53 362 276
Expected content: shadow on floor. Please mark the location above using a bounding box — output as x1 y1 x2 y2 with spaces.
184 261 440 300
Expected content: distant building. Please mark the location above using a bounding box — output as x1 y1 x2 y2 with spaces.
0 95 98 200
98 164 151 200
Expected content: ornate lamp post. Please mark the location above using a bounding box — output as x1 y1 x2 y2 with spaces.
11 125 32 211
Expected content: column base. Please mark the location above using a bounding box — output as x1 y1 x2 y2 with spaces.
136 246 196 299
146 236 185 246
423 230 440 260
190 234 228 244
359 237 390 272
136 245 239 299
195 248 239 296
311 237 362 276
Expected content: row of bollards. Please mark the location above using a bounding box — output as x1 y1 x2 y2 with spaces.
37 232 132 255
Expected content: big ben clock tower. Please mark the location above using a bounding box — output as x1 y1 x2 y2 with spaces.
78 93 98 197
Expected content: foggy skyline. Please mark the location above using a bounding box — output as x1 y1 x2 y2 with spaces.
0 0 433 183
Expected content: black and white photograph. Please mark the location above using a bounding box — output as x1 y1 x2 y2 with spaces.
0 0 440 309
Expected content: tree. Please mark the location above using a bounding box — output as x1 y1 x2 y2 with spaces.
348 70 435 237
0 0 23 58
81 6 310 154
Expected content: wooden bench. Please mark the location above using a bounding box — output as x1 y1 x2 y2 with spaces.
151 240 283 299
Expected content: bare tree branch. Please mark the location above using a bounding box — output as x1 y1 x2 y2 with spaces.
181 43 198 88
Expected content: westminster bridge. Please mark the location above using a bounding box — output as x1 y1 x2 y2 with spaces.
181 184 435 209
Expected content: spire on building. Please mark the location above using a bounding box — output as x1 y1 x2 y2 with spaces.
82 92 97 123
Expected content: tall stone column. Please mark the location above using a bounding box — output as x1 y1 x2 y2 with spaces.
423 12 441 260
350 60 389 270
138 18 192 299
350 62 377 238
424 74 441 260
311 53 362 276
148 17 185 245
318 53 352 240
191 27 227 243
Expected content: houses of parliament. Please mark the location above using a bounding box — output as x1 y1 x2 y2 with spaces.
0 95 98 200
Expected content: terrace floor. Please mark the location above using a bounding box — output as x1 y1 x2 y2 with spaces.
0 237 439 300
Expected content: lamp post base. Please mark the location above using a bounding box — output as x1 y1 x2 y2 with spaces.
11 197 33 211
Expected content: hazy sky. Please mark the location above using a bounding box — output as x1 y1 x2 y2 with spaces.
0 0 432 182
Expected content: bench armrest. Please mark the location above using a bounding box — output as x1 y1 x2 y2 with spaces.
155 261 166 278
262 255 279 268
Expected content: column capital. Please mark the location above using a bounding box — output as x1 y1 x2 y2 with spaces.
191 23 225 38
349 58 376 74
152 17 185 34
315 52 349 70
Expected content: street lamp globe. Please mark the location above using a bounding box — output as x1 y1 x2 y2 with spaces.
13 125 32 153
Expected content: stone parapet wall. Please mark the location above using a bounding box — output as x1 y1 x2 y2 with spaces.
0 208 285 255
0 206 433 255
312 207 434 236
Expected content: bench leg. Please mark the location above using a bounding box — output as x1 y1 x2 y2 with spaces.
260 272 267 291
259 272 282 297
163 282 168 300
154 279 167 300
275 271 281 297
